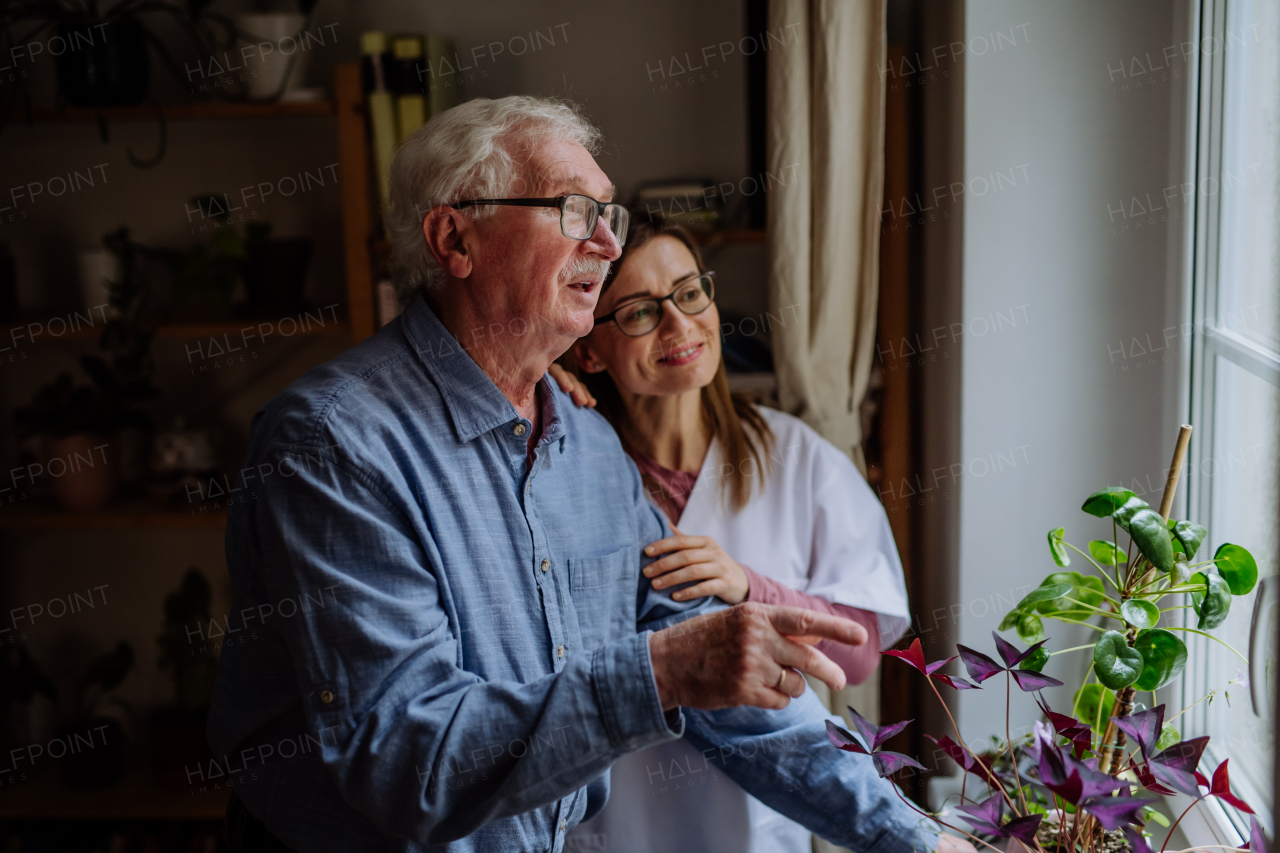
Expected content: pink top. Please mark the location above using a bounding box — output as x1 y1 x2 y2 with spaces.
628 445 882 685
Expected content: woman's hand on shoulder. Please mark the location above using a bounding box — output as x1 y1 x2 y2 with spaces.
642 526 750 604
548 364 596 408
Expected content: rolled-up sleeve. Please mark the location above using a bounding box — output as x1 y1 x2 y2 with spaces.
250 441 681 845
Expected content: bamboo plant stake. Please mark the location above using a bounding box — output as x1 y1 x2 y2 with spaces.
1099 424 1193 775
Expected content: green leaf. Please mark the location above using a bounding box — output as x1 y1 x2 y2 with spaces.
1144 806 1171 828
1073 683 1116 731
1155 724 1180 752
1132 629 1187 690
1128 508 1175 573
1047 527 1071 567
1017 582 1074 611
1089 540 1127 565
1021 646 1050 673
1214 543 1258 595
1112 496 1152 531
1017 613 1045 644
1171 555 1191 587
1121 599 1160 630
1082 487 1137 518
1093 630 1145 689
999 609 1020 631
1190 571 1232 630
1172 521 1208 560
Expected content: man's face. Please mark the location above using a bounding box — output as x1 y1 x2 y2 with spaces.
465 137 622 352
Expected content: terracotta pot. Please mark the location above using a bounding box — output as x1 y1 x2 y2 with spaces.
42 434 116 511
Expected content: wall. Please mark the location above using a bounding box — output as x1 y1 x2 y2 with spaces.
957 0 1192 738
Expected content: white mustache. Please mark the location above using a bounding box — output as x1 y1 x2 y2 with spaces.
559 257 611 284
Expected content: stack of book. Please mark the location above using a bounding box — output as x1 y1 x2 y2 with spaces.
630 179 722 231
361 30 462 217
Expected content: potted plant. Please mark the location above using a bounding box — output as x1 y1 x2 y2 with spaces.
55 640 134 789
0 0 244 108
828 427 1266 853
164 200 310 316
151 566 219 787
14 227 158 510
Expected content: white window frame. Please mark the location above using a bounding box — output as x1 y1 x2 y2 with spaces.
1181 0 1277 843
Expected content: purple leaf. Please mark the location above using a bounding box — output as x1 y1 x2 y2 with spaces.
924 655 960 676
872 719 913 750
1248 817 1270 853
933 673 980 690
1209 759 1255 814
1002 814 1044 845
993 632 1025 668
1044 768 1085 805
872 750 926 778
1082 796 1148 831
845 706 879 752
1133 761 1177 796
883 640 929 675
1125 828 1155 853
1148 762 1203 799
1036 694 1082 732
1111 705 1164 759
825 720 870 755
1010 669 1065 692
925 734 990 779
1152 736 1209 773
957 793 1005 836
956 644 1005 683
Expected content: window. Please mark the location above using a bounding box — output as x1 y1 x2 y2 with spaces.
1183 0 1279 836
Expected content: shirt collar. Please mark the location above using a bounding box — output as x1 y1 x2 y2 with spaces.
401 293 566 447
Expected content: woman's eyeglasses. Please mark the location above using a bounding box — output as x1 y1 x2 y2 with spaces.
451 194 629 246
595 272 716 337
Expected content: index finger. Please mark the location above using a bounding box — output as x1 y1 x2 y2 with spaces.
643 535 705 557
765 605 868 647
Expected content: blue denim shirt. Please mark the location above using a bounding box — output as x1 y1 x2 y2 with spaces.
207 294 938 853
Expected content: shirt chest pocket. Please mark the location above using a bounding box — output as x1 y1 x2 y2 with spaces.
567 546 636 651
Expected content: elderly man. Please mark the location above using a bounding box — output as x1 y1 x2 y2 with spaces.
209 96 966 853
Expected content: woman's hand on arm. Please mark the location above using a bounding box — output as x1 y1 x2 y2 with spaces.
642 528 750 604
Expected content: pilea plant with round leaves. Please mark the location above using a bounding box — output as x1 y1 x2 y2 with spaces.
825 482 1263 853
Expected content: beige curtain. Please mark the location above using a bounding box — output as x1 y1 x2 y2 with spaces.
767 0 886 477
767 5 887 851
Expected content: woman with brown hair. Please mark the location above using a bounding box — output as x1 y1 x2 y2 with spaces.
555 219 912 853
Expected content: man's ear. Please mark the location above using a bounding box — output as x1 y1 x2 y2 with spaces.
572 338 607 373
421 206 474 279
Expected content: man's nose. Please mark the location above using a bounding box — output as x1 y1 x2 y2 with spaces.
585 214 622 261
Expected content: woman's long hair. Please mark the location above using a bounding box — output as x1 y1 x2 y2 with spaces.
560 219 773 512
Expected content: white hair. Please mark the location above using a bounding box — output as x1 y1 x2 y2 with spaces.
387 95 603 297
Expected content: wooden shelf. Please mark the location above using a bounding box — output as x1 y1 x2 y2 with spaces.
27 100 334 123
0 765 229 821
17 317 351 342
0 499 226 530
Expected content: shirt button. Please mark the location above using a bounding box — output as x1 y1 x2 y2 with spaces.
541 559 550 573
557 645 565 658
320 690 334 704
513 423 527 436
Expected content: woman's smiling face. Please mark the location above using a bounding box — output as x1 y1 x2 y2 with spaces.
576 234 721 399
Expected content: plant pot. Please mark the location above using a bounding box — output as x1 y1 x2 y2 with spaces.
149 706 213 789
241 238 312 315
57 716 124 789
235 13 311 101
56 20 151 108
43 434 117 511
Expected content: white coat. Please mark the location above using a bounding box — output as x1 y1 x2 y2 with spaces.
567 407 911 853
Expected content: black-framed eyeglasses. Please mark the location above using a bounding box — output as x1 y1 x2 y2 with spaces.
595 272 716 337
451 194 629 246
